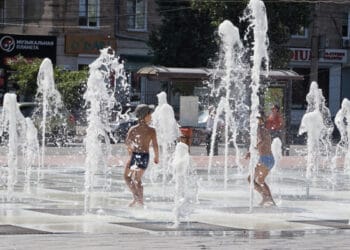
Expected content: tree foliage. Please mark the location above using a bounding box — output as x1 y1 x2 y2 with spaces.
7 55 43 98
149 0 311 68
148 0 217 67
7 55 88 113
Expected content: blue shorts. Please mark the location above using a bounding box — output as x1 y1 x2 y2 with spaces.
259 155 275 170
129 152 150 170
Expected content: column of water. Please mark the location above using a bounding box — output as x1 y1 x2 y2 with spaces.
245 0 269 212
35 58 64 181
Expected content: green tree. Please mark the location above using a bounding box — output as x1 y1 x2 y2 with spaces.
55 68 88 114
149 0 311 68
7 55 88 114
7 55 43 99
148 0 217 67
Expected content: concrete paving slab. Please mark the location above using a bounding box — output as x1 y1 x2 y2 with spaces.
0 144 349 248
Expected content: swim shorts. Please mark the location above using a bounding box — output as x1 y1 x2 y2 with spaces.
259 155 275 170
129 152 150 170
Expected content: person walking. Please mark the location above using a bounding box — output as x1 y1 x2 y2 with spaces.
124 104 159 207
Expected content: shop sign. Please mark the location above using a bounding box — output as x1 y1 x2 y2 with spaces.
65 34 116 55
290 48 347 63
0 34 56 64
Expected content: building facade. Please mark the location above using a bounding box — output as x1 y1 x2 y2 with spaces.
0 0 159 100
1 1 350 126
288 3 350 125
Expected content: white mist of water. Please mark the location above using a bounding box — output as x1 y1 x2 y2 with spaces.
172 142 191 227
245 0 269 212
151 91 180 186
83 48 126 213
0 93 26 200
271 137 282 203
271 138 282 168
35 58 64 180
334 98 350 173
207 20 249 188
23 117 40 192
299 82 333 181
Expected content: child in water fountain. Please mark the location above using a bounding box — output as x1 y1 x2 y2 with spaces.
124 104 159 207
246 111 276 207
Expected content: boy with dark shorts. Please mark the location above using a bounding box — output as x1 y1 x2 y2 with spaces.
246 112 276 207
124 104 159 207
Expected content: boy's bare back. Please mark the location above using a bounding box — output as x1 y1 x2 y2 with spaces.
126 123 156 153
257 126 272 156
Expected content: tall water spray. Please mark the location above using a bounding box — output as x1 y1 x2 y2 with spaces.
244 0 269 211
23 118 40 192
0 93 26 199
207 20 249 189
334 98 350 173
299 82 333 183
35 58 64 180
172 142 191 227
152 91 180 187
83 48 128 213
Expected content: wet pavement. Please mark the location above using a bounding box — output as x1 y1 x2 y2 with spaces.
0 144 349 249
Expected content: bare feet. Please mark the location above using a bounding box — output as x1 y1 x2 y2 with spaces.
259 196 276 207
128 199 138 207
128 198 144 207
262 200 276 207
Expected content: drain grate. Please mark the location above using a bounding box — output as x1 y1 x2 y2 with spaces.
111 221 245 232
0 225 52 235
289 219 350 229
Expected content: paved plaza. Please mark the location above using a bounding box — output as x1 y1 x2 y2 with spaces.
0 144 349 249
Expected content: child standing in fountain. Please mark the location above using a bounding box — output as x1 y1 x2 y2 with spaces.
246 112 276 207
124 104 159 207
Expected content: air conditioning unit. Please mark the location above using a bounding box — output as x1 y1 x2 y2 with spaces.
342 39 350 48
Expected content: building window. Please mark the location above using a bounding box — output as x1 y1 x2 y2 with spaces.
0 0 4 24
291 26 308 39
292 68 329 110
79 0 99 27
342 12 350 38
127 0 147 31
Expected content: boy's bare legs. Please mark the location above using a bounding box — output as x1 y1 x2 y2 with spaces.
248 164 275 206
124 165 145 207
124 165 139 206
134 169 145 206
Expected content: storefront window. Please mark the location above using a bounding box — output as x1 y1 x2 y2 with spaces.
0 0 4 24
291 26 308 39
79 0 99 27
292 68 329 110
126 0 147 31
342 12 349 38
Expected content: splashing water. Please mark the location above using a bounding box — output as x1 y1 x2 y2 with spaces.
207 20 249 188
23 117 40 192
244 0 269 212
0 93 26 200
271 137 282 203
83 48 127 213
299 82 334 182
333 98 350 174
171 142 198 227
271 138 282 168
35 58 64 181
151 91 180 186
172 142 190 227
